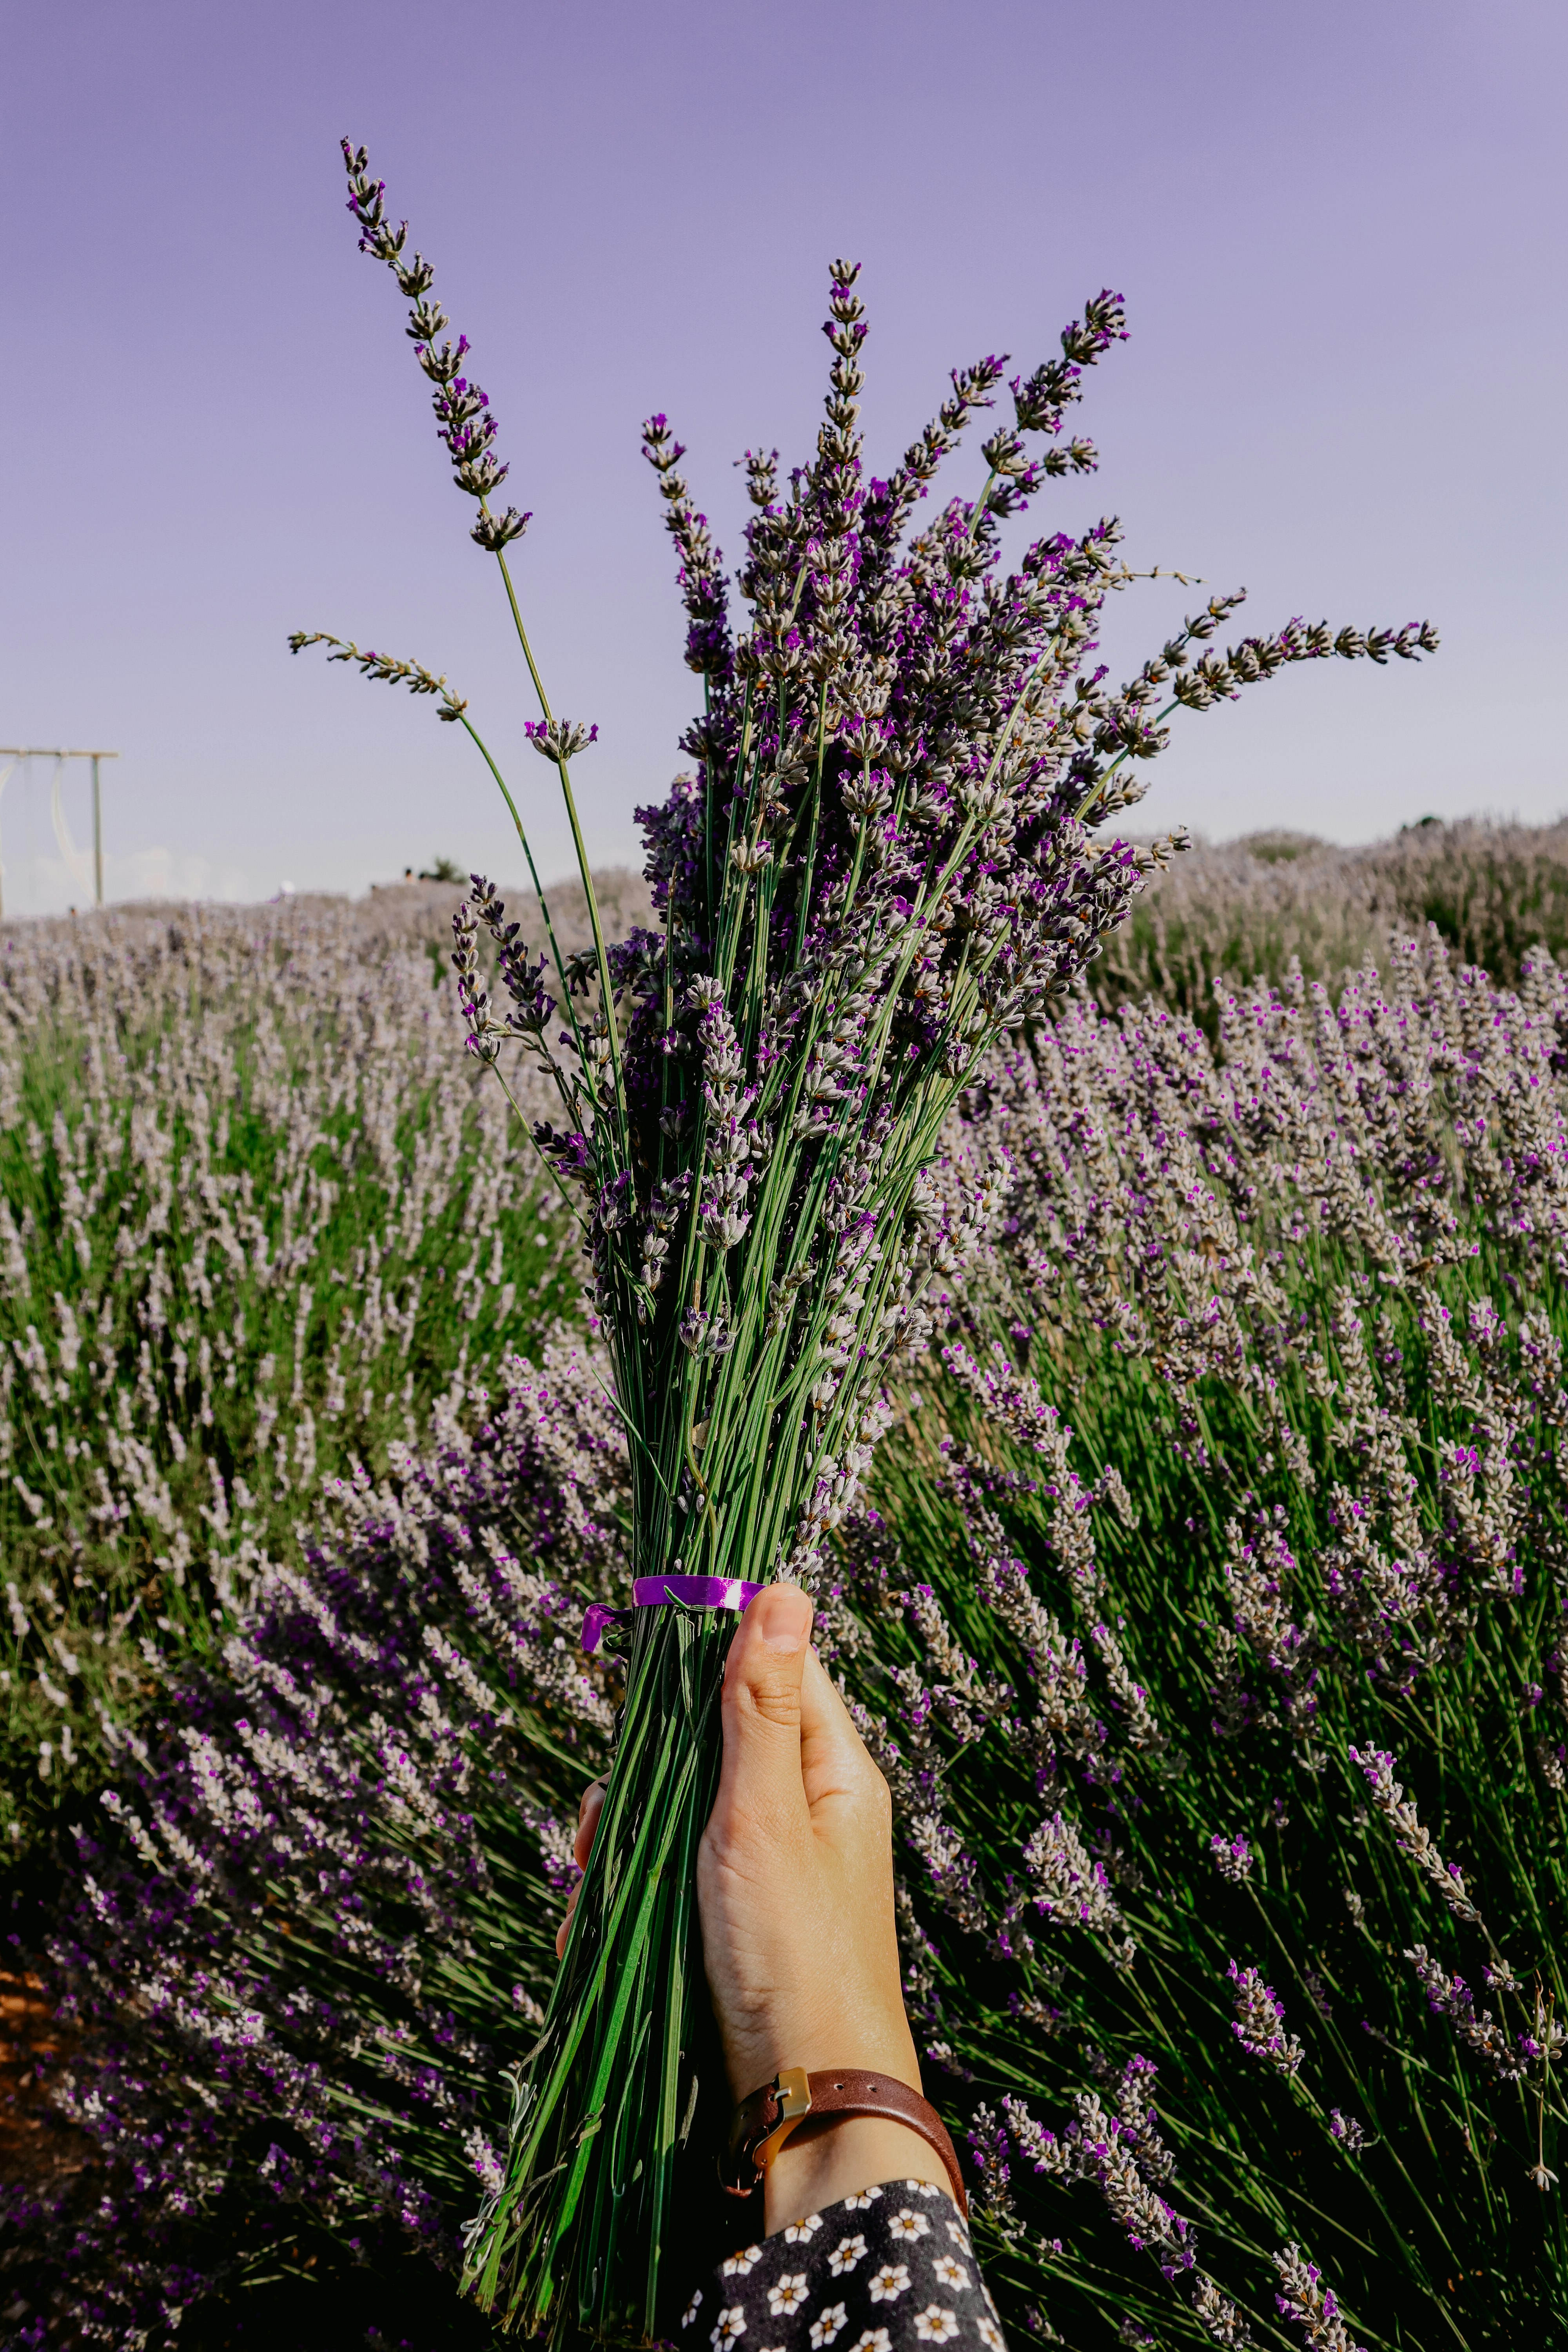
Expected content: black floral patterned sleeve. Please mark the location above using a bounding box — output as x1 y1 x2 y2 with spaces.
681 2178 1006 2352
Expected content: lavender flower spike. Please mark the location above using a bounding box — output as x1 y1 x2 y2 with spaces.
1227 1962 1304 2076
340 138 528 553
1349 1744 1482 1925
1272 2246 1367 2352
287 630 468 721
1209 1833 1253 1884
524 718 599 764
1405 1943 1530 2082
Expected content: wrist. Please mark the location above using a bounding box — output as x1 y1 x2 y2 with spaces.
762 2114 949 2234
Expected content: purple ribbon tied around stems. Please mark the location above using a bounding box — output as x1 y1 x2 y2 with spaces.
581 1574 764 1655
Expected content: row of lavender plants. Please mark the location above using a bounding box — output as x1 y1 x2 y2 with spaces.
863 927 1567 2347
0 880 645 1848
5 1337 625 2345
9 924 1561 2347
1093 815 1568 1026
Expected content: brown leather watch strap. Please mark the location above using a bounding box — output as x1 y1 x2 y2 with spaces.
721 2066 967 2216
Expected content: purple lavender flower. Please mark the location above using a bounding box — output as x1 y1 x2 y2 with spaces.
1227 1962 1304 2076
1273 2245 1367 2352
340 140 528 552
1350 1745 1482 1925
1405 1943 1531 2082
1210 1832 1254 1884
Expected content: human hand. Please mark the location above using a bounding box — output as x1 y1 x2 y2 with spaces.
559 1586 942 2231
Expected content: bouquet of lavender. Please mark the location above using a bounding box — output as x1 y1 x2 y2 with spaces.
294 137 1434 2342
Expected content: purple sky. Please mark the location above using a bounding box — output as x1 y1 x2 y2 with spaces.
2 0 1563 914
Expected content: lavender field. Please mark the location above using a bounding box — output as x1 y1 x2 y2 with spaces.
0 875 654 1844
3 826 1568 2347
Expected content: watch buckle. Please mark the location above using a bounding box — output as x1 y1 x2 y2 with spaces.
757 2066 813 2165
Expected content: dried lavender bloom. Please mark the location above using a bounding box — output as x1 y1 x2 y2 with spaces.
1090 1617 1168 1757
1002 2072 1260 2342
1209 1833 1253 1884
1349 1745 1482 1925
967 2100 1015 2218
1227 1963 1304 2076
1304 1971 1334 2020
525 717 600 763
1272 2246 1367 2352
1517 1982 1566 2068
1327 2110 1368 2153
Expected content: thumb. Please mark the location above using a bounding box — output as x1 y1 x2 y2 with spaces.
716 1583 815 1826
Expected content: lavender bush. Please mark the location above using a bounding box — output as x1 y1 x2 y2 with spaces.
0 879 644 1850
9 1339 624 2345
845 927 1568 2345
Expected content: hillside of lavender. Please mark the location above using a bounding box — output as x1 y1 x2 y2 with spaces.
4 821 1568 2348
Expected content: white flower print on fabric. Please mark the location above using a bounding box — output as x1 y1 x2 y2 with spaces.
915 2308 960 2344
683 2291 704 2328
693 2186 996 2352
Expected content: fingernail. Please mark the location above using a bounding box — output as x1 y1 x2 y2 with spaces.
754 1584 812 1652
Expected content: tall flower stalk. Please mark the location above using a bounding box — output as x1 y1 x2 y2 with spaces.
294 138 1434 2343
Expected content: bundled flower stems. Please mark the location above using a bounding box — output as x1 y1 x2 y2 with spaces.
294 138 1436 2343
